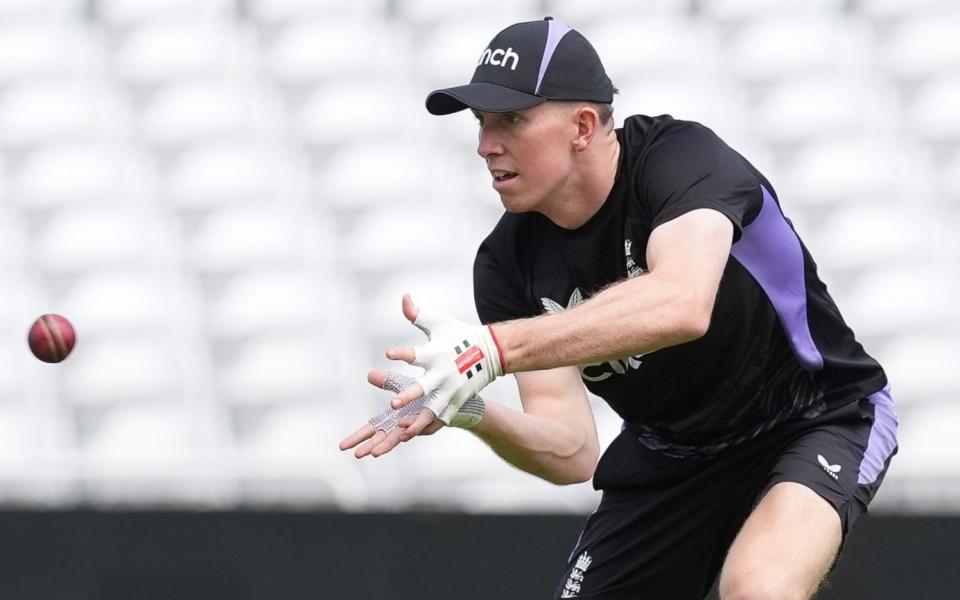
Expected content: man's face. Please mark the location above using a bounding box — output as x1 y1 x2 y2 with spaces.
473 102 576 214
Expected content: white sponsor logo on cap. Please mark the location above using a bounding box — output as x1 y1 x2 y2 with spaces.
477 47 519 70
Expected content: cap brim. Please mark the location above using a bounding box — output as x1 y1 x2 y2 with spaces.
425 82 547 115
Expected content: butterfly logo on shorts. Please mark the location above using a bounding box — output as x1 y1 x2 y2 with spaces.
817 454 842 480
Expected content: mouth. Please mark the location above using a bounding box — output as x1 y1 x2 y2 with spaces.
490 169 518 188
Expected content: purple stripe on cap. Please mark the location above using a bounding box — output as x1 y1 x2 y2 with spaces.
535 20 573 95
731 186 824 371
858 385 899 485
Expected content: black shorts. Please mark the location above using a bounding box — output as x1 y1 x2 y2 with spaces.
554 387 898 600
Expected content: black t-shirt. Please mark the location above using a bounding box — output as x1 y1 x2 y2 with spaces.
473 114 888 457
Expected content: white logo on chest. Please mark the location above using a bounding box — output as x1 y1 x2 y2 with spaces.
541 288 644 382
625 237 646 278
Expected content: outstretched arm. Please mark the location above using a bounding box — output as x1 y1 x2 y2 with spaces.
385 208 733 439
341 364 599 485
495 208 733 373
469 366 599 485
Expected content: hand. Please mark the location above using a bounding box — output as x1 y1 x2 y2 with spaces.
384 294 503 438
338 370 486 459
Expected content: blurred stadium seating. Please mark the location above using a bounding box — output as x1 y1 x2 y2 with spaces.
0 0 957 513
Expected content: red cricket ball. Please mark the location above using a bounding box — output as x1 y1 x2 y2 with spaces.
28 314 76 363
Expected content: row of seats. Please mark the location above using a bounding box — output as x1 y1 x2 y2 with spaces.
1 0 958 511
4 13 960 86
1 0 956 24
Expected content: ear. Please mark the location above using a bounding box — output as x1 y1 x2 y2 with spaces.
572 106 601 152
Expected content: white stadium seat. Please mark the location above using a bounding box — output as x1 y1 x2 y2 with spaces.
31 208 174 273
0 22 104 83
399 0 538 25
61 272 189 337
548 0 688 24
98 0 234 27
701 0 843 22
755 77 898 144
186 208 330 273
0 81 132 147
62 339 183 405
247 0 387 25
316 140 469 210
205 271 333 339
237 405 368 507
0 0 82 21
264 19 408 86
140 81 284 147
860 0 958 21
293 84 414 147
79 403 234 504
877 335 960 404
945 151 960 201
342 207 476 272
113 22 251 86
589 19 721 83
728 16 874 83
840 266 960 339
10 142 155 209
216 337 331 403
806 203 931 272
884 13 960 80
891 402 960 476
782 138 932 207
909 79 960 143
0 403 75 503
166 142 309 208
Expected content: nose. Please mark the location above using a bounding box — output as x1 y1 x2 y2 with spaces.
477 124 503 160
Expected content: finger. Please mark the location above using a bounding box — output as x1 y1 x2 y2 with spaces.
367 370 388 390
402 293 420 324
370 427 405 457
339 423 375 451
385 346 417 363
392 370 442 409
397 407 444 432
379 371 418 395
417 420 445 436
389 381 427 410
354 429 388 459
399 409 437 441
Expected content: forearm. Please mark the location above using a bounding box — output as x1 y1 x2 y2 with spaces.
470 400 598 485
494 273 710 374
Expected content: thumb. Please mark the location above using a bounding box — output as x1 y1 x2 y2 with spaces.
402 293 419 324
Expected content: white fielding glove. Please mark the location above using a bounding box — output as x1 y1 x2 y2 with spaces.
405 308 504 425
369 372 485 432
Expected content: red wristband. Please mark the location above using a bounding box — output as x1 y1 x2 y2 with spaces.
487 324 507 374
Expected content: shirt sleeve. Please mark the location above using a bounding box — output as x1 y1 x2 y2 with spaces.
639 121 762 241
473 240 538 325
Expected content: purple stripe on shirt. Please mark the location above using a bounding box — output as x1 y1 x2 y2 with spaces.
731 186 825 371
858 384 899 485
535 20 573 95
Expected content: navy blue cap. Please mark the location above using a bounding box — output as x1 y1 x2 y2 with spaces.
426 17 614 115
